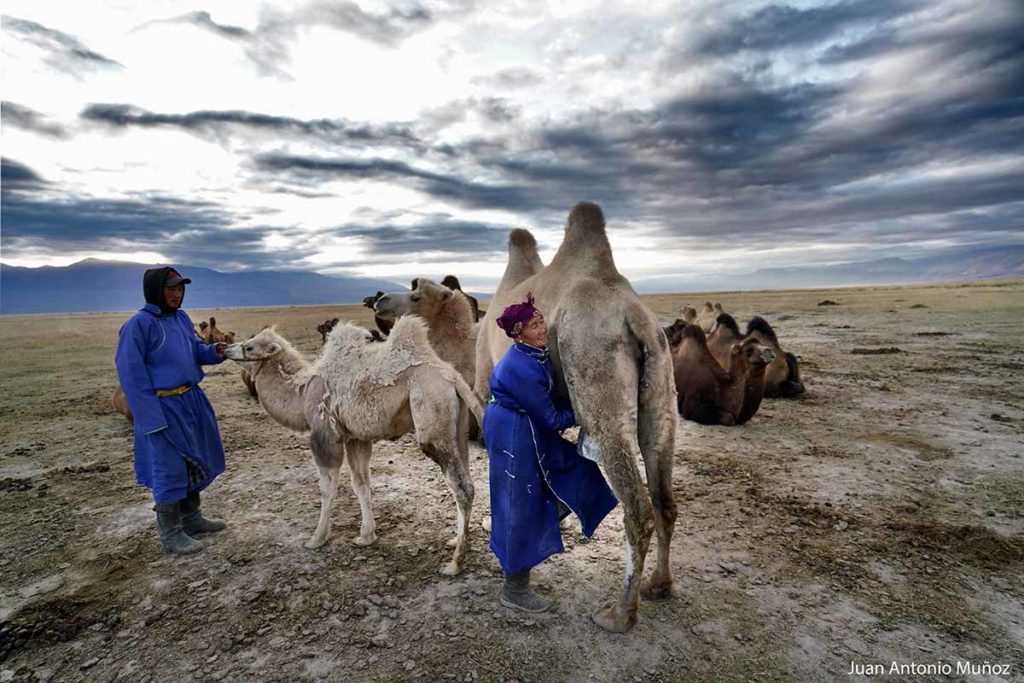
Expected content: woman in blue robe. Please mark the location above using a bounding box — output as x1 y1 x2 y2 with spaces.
484 293 617 612
115 266 228 554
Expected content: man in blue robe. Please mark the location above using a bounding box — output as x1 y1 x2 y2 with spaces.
484 293 617 612
115 267 228 554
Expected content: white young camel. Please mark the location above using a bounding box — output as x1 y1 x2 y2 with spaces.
225 316 483 575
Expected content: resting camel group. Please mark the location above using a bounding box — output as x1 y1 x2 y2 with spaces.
109 201 807 634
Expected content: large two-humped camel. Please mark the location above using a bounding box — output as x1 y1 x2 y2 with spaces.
225 317 482 576
476 202 678 633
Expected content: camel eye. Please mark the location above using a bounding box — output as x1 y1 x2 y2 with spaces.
410 295 421 303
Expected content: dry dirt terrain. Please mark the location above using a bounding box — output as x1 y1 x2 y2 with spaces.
1 281 1023 682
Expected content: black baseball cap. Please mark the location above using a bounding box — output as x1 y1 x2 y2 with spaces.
164 270 192 287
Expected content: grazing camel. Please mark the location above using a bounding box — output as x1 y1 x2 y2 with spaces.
440 275 483 322
672 324 775 426
745 317 805 398
362 292 394 337
476 202 678 633
112 385 133 422
224 317 482 575
474 229 545 402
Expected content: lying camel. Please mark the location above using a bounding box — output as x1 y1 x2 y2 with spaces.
316 318 339 345
476 202 678 633
695 302 724 333
706 312 743 367
440 275 483 322
745 317 805 398
362 292 394 337
663 318 687 351
112 385 133 422
201 317 235 344
672 324 774 426
225 316 482 575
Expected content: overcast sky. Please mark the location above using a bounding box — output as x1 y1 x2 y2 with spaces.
2 0 1022 291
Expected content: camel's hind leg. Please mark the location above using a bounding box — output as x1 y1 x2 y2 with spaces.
421 440 474 576
345 439 377 547
305 429 345 550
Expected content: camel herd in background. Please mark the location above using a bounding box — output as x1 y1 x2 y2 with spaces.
107 202 806 633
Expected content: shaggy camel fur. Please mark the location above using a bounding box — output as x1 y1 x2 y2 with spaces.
112 385 133 422
362 292 394 337
672 324 775 426
745 317 805 398
374 278 476 389
475 202 678 633
440 275 483 322
225 317 482 575
473 229 545 401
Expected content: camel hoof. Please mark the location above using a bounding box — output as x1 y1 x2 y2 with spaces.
591 602 636 634
351 533 377 547
439 561 462 576
303 536 327 550
640 575 674 601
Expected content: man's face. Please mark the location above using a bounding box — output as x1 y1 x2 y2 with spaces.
163 284 184 309
518 310 547 347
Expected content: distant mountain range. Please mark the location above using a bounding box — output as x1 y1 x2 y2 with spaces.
0 259 405 314
631 244 1024 293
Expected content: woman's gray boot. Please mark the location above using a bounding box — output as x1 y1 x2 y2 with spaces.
180 491 226 534
155 503 204 554
500 570 551 613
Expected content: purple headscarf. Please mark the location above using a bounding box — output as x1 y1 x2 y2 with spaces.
495 292 538 338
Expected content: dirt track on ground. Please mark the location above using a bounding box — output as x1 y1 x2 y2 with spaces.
1 280 1023 682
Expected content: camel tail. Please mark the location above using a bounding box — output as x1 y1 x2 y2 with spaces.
624 302 677 454
453 373 484 426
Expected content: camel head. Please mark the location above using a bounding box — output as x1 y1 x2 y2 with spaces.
224 327 290 362
373 278 451 321
680 306 697 324
729 337 775 372
362 292 385 310
316 318 340 343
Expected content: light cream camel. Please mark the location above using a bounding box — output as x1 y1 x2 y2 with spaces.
475 202 678 633
373 278 476 388
225 317 482 575
474 229 545 401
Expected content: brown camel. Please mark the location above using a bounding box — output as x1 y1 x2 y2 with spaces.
225 318 482 575
672 324 774 426
112 385 133 422
706 312 744 367
745 317 805 398
201 317 235 344
440 275 483 322
475 202 678 633
362 292 394 337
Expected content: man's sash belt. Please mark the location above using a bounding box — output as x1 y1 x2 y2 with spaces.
155 384 192 397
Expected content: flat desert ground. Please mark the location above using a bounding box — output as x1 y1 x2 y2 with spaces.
1 280 1022 683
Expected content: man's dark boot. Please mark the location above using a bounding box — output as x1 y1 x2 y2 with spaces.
154 503 203 555
180 491 226 535
500 569 551 613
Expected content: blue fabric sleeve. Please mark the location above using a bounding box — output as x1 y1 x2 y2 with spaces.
507 361 576 433
115 319 168 434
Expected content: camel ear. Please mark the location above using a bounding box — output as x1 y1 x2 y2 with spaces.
266 342 280 354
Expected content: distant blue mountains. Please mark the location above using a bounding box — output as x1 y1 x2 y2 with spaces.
0 259 405 314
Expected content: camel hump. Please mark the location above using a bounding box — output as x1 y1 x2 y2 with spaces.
567 201 605 232
715 313 741 336
388 314 431 351
746 316 778 343
681 323 708 344
508 228 537 250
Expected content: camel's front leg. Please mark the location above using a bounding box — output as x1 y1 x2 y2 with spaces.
305 463 340 549
346 440 377 547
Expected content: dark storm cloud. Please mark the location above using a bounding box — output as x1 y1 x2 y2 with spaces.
1 158 45 189
694 0 917 56
1 101 68 138
2 15 121 73
255 154 535 211
80 104 427 150
334 216 512 257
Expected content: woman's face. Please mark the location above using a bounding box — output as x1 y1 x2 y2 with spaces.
163 284 185 309
517 310 547 347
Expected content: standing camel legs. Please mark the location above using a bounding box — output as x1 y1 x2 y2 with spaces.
305 429 344 549
421 442 475 576
345 439 377 547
